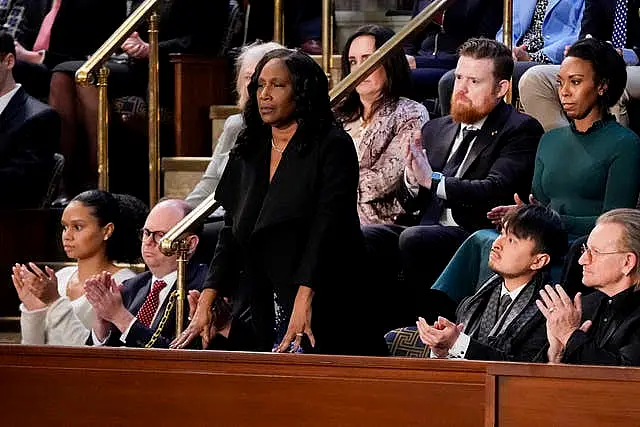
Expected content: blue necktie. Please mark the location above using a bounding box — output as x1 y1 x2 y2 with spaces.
612 0 628 49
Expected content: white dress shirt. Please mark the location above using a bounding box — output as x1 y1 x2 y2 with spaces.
405 116 488 226
92 271 177 345
435 281 527 359
0 83 21 117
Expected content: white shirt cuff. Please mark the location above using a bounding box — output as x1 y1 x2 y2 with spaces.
403 168 420 196
448 332 471 359
91 328 110 346
119 317 138 344
436 177 447 200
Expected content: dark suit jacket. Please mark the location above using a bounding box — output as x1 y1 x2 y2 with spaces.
0 86 58 208
101 263 207 348
580 0 640 57
398 101 543 231
207 123 384 355
561 289 640 365
406 0 503 59
457 273 548 362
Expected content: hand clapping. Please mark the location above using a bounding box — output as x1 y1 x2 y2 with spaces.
536 284 592 348
416 316 464 358
404 130 434 189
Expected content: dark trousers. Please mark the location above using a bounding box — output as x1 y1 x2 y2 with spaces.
363 223 469 325
438 61 539 116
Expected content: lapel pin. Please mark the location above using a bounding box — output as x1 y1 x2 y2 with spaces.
490 130 498 136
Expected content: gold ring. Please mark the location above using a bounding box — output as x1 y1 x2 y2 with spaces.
295 333 304 337
549 307 556 313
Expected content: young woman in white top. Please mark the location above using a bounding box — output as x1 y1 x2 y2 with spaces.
12 190 147 345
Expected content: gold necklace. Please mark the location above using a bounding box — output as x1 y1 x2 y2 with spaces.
271 139 286 154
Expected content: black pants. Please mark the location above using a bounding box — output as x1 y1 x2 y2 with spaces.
363 223 469 324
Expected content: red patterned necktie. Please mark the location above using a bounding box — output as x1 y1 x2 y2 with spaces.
136 280 167 328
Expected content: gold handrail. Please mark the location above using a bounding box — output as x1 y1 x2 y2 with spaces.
329 0 455 106
75 0 160 85
75 0 162 201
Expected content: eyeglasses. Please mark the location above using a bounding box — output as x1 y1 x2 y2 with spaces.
581 243 627 259
140 228 166 245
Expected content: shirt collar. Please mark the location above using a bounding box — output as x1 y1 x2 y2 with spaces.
461 115 488 132
151 270 177 288
603 286 639 312
0 84 21 117
501 281 527 301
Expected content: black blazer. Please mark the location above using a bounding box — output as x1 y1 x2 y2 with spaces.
0 86 58 208
580 0 640 57
458 274 549 362
406 0 503 58
398 101 543 231
101 263 207 348
206 124 382 355
562 289 640 366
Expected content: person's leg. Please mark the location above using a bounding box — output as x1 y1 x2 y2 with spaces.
76 84 100 190
519 64 568 131
511 61 540 105
362 224 408 329
398 225 470 318
437 69 455 116
48 71 80 196
431 229 499 304
613 65 640 127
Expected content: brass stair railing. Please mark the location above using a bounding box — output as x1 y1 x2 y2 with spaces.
75 0 162 206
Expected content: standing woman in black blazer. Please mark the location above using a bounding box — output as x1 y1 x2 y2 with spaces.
173 49 384 355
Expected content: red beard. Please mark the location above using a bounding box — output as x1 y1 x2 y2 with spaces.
450 93 496 124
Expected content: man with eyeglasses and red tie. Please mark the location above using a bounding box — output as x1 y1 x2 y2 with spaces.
84 198 208 348
538 208 640 366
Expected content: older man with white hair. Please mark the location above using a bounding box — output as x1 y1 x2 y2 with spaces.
538 208 640 365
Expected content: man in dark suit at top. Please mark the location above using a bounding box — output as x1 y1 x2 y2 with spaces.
387 204 567 361
0 30 58 208
538 208 640 366
85 198 208 348
363 38 544 322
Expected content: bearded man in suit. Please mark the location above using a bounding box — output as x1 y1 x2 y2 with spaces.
363 38 544 322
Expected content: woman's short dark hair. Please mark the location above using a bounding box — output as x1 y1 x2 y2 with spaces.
335 25 412 123
72 190 148 263
566 38 627 110
502 204 568 262
235 48 336 156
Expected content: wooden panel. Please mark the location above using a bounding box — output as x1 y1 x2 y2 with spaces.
0 345 487 427
0 209 65 319
489 363 640 427
172 54 232 157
